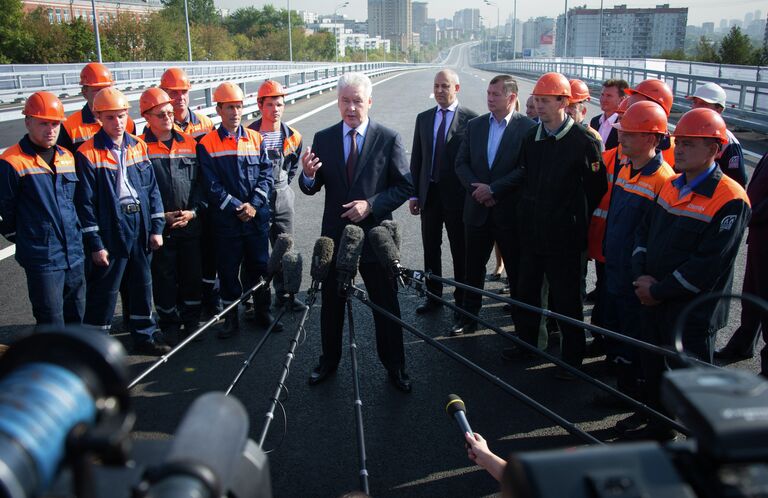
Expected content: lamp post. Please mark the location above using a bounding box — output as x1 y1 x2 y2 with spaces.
334 1 349 63
512 0 517 59
183 0 192 61
90 0 102 62
484 0 499 61
563 0 569 57
287 0 293 62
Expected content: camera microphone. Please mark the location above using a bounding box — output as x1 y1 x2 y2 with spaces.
309 236 334 295
336 225 365 295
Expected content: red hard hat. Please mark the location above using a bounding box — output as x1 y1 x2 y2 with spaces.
569 79 590 104
140 87 172 115
213 82 244 103
160 68 191 91
80 62 113 88
672 108 728 144
625 79 674 116
616 97 631 115
92 87 130 112
23 91 65 121
258 80 287 100
532 72 571 97
613 101 668 134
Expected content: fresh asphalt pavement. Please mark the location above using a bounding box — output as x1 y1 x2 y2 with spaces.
0 43 762 497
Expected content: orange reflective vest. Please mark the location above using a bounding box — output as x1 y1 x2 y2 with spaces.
587 145 624 262
59 103 136 152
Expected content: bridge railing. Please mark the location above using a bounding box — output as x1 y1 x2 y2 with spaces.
474 58 768 134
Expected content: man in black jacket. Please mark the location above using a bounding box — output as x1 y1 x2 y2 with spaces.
409 69 478 317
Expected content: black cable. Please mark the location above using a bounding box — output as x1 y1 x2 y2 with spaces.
263 397 287 454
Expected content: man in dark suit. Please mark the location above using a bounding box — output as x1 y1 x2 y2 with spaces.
453 75 536 335
409 69 478 316
589 79 628 151
300 72 414 392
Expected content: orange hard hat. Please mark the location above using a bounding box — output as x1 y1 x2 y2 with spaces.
213 82 244 103
140 87 172 115
613 101 668 134
569 79 590 104
532 72 571 97
624 79 673 117
258 80 287 100
160 67 191 91
80 62 113 88
23 91 65 121
92 87 130 112
616 97 631 115
672 108 728 144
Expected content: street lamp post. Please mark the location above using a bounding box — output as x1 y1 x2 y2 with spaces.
485 0 499 61
90 0 102 62
512 0 517 59
563 0 569 57
287 0 293 62
334 1 349 64
183 0 193 61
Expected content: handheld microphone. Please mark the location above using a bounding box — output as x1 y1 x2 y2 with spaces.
336 225 365 295
445 394 473 437
266 234 294 281
139 392 249 498
281 252 303 297
381 219 402 250
309 236 334 295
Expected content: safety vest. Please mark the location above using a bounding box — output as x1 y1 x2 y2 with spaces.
60 103 136 152
587 145 624 262
175 111 214 141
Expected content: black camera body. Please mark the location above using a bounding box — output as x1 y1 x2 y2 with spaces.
507 368 768 498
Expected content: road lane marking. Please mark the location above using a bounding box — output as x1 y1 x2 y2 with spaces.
0 245 15 262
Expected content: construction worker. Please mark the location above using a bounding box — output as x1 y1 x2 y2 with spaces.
590 79 629 150
139 87 206 342
158 67 219 318
685 82 746 187
512 72 607 375
0 92 85 328
619 108 750 440
59 62 136 152
525 95 539 122
197 82 277 338
566 79 603 150
247 79 304 311
74 87 169 355
624 79 675 167
599 101 675 401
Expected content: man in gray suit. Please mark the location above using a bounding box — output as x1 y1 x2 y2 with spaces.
454 75 536 335
409 69 478 316
300 73 414 392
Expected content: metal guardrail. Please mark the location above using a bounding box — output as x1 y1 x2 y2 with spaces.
474 58 768 134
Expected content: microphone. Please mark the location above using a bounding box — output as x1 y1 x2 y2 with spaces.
336 225 365 295
309 236 334 295
381 219 402 250
266 234 294 281
368 226 405 285
445 394 473 437
282 252 303 297
140 392 249 498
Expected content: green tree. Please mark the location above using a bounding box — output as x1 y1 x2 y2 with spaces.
143 13 188 60
162 0 218 26
719 26 753 65
21 8 71 63
695 36 719 63
192 23 235 60
659 48 686 60
101 12 146 61
65 17 97 62
0 0 28 62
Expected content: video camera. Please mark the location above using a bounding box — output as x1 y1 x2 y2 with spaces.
505 367 768 498
0 328 272 498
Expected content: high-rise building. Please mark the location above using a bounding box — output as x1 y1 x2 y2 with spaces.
421 18 438 44
702 22 715 35
522 17 555 57
412 1 427 33
555 4 687 58
368 0 412 51
368 0 385 37
453 8 480 35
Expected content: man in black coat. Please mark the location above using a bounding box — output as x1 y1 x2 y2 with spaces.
409 69 478 316
299 72 414 392
453 75 537 336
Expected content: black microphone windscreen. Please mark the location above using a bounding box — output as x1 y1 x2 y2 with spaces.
368 226 400 269
166 392 249 491
282 252 303 295
445 394 466 416
335 225 365 276
381 220 402 250
310 237 334 282
267 234 294 276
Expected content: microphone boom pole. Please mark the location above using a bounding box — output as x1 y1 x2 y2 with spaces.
346 297 370 495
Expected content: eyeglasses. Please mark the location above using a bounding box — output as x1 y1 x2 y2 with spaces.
150 111 174 119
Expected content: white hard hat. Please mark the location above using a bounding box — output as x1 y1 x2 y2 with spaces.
686 82 726 108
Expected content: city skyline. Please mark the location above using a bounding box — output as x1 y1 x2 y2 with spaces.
216 0 765 27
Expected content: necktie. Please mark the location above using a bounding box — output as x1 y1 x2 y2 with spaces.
432 109 448 182
346 129 358 184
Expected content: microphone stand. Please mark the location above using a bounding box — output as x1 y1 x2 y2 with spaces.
347 284 603 446
128 278 267 389
257 289 315 448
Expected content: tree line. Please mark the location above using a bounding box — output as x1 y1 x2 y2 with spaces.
661 26 768 66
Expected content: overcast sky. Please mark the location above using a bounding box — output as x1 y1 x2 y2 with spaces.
216 0 766 27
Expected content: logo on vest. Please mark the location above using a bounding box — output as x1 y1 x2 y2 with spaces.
720 215 737 232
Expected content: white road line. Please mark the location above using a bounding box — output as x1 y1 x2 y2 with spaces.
0 245 15 262
286 71 412 126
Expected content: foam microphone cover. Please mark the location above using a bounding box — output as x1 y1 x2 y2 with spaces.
381 219 402 250
445 394 466 417
164 392 249 494
336 225 365 276
368 226 400 269
310 237 335 282
282 252 303 295
267 234 294 276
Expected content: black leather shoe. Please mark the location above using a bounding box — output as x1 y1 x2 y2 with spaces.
499 286 510 295
388 368 412 392
415 301 440 314
308 363 337 385
217 314 240 339
714 347 753 361
133 332 172 356
488 272 503 282
276 294 307 312
449 319 478 337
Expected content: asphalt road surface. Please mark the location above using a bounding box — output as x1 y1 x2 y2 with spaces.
0 43 762 497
